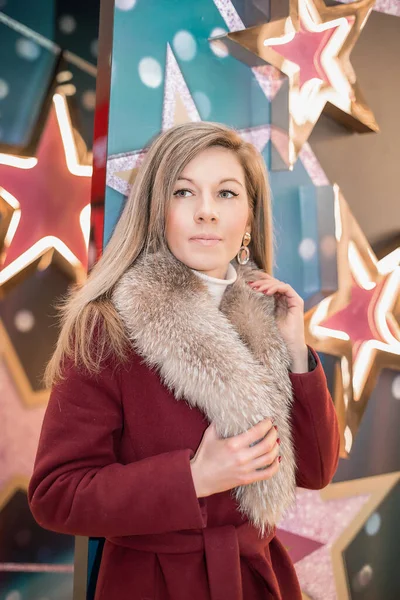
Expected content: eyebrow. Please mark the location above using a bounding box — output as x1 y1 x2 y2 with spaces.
177 176 243 188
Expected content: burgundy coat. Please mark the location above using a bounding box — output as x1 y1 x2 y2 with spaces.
28 344 340 600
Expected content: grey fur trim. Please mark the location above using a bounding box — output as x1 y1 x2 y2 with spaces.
111 249 297 536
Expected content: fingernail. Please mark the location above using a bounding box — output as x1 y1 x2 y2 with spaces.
274 425 278 431
278 456 282 463
277 438 281 445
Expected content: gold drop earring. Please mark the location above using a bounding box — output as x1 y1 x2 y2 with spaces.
236 232 251 265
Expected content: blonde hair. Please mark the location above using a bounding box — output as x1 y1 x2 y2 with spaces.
44 121 276 387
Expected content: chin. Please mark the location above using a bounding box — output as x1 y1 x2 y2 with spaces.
188 259 219 271
181 252 222 272
171 244 231 271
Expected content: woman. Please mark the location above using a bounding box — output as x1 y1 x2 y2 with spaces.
28 121 340 600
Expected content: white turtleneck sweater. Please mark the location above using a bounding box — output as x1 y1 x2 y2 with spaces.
191 262 237 307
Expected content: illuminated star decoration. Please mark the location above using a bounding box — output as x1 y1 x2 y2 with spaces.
0 93 92 287
212 0 379 167
107 45 310 197
304 185 400 457
278 473 399 600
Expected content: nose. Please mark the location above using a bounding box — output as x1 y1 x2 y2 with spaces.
194 192 219 223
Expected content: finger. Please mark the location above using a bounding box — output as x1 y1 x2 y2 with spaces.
246 426 278 460
255 455 281 477
233 418 274 449
266 282 298 296
249 284 274 293
262 282 289 291
251 279 286 289
249 278 277 287
261 284 293 296
242 455 280 485
262 285 303 307
252 442 280 471
250 272 273 280
234 427 277 466
252 284 284 295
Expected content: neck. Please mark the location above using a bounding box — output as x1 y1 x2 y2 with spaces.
191 262 237 307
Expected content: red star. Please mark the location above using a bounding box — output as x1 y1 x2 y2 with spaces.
276 528 323 564
0 95 91 281
320 275 390 363
268 18 342 89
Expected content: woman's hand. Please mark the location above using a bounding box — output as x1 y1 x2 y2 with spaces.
247 273 307 363
190 419 281 498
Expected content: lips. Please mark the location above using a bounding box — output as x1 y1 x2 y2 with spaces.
190 235 222 241
190 237 222 246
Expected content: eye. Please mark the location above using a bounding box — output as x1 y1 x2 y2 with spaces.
219 189 239 199
173 188 193 197
172 188 239 199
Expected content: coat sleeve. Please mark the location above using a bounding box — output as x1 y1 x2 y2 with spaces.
27 355 207 538
289 345 340 490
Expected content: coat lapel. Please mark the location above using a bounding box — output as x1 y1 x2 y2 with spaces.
111 248 296 536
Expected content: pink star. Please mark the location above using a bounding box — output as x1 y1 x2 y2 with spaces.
0 98 91 277
320 275 388 362
268 19 340 89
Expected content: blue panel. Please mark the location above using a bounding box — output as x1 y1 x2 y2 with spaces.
269 150 315 294
0 1 55 40
0 18 59 146
103 187 125 247
298 185 320 298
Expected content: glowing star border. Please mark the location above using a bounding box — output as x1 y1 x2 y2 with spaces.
304 185 400 457
0 93 91 288
212 0 379 167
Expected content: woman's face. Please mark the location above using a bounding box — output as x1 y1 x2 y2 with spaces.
165 146 251 279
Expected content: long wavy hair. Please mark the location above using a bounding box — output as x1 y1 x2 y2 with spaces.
44 121 277 387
